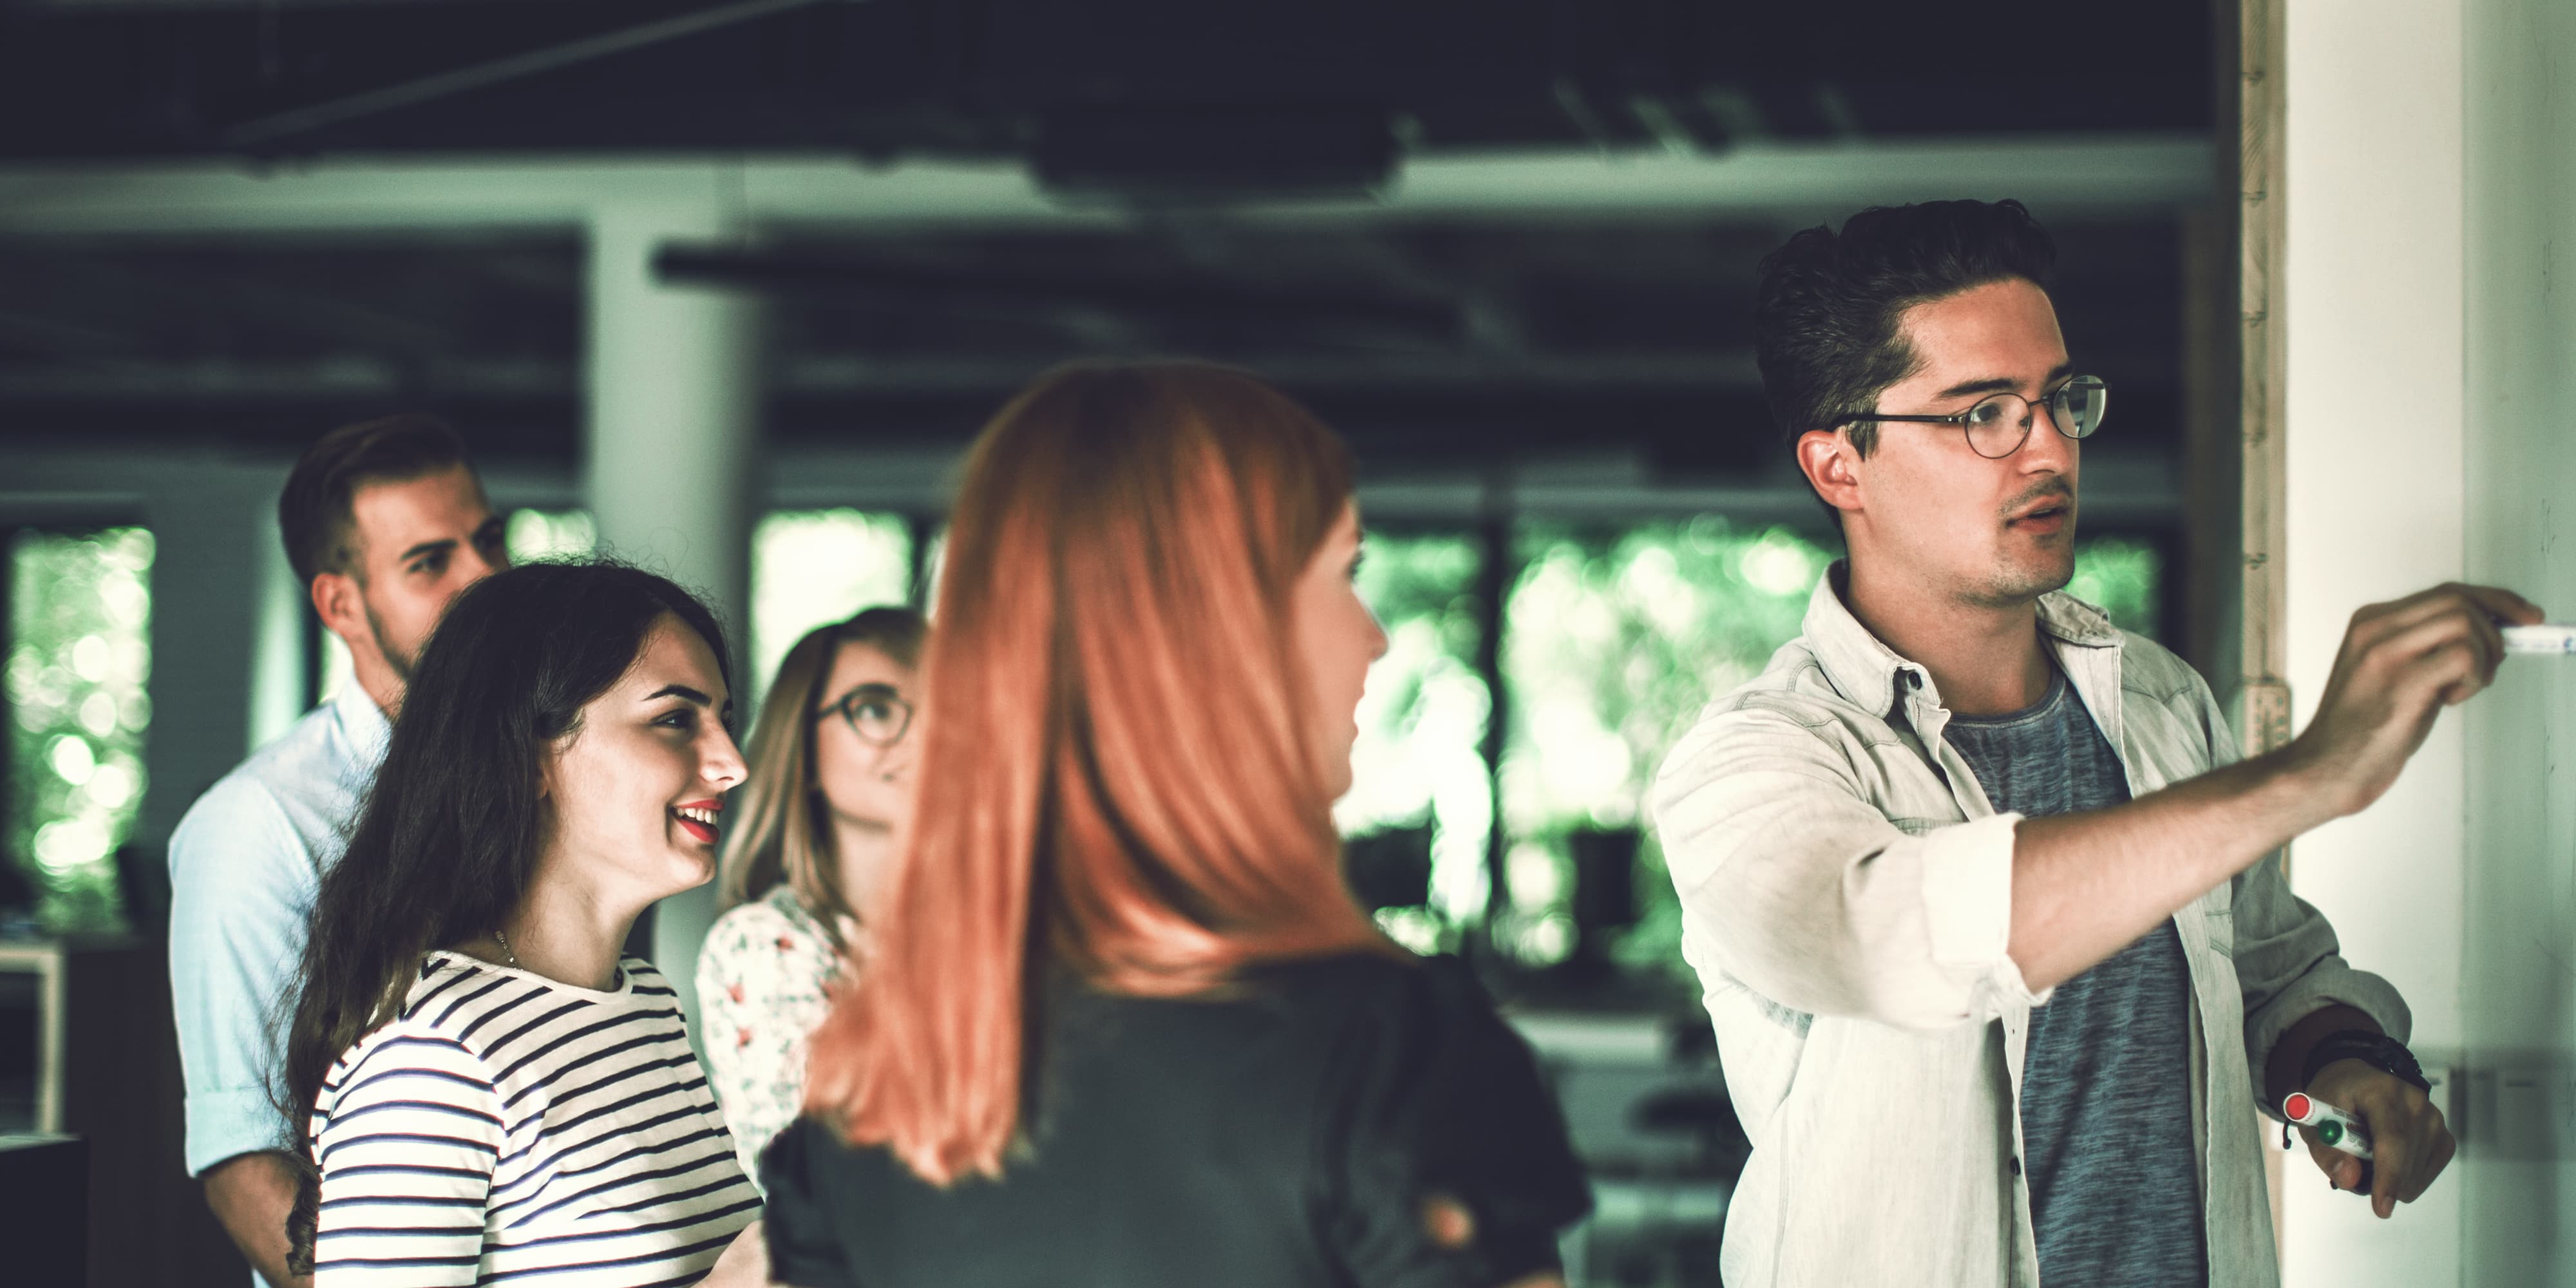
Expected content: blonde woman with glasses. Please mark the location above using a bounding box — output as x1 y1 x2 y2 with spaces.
697 606 927 1184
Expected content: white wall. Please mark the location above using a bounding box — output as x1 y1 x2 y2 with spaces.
2284 1 2576 1284
2459 0 2576 1282
2280 1 2468 1283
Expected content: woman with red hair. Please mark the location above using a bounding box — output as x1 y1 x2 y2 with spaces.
760 361 1591 1287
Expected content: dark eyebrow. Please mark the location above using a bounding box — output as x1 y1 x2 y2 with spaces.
1932 363 2076 402
399 538 458 565
647 684 714 706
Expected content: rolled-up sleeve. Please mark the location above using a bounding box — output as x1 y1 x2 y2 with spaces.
2229 852 2410 1111
168 776 319 1175
2184 685 2412 1110
1652 703 2050 1030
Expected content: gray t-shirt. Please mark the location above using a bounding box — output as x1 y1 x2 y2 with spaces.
1943 665 2207 1287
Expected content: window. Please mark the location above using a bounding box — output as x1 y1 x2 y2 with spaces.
506 508 598 564
748 510 916 705
1487 521 2170 996
6 526 154 931
1338 531 1492 952
2067 533 2164 638
1498 518 1829 983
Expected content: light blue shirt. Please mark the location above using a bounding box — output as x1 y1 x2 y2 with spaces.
168 682 390 1176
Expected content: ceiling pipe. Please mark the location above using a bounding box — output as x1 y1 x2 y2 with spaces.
219 0 855 150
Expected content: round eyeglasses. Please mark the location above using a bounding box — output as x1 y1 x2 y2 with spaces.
813 682 914 747
1846 374 2108 459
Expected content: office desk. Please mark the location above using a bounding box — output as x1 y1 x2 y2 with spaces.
0 936 242 1287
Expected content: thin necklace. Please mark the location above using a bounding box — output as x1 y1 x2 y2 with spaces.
494 927 521 968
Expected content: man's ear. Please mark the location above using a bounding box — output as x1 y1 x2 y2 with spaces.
310 571 362 640
1797 428 1864 518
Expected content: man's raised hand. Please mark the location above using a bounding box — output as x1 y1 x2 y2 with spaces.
2282 583 2542 819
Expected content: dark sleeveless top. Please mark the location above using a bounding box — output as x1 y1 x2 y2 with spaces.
761 953 1593 1288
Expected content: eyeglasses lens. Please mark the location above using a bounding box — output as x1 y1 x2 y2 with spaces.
2056 377 2107 439
1964 395 2031 459
836 688 913 745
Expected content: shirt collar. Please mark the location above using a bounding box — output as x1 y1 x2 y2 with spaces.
1800 560 2128 718
332 677 394 764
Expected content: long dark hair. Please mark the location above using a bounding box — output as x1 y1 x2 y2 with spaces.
276 561 730 1269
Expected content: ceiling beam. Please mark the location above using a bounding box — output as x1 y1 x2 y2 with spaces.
0 135 2217 236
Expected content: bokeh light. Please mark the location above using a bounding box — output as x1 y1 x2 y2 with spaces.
8 526 155 929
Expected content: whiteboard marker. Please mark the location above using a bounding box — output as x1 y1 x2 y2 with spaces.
2503 624 2576 655
2282 1092 2374 1159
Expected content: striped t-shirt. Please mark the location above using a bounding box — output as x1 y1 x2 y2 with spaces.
308 952 761 1287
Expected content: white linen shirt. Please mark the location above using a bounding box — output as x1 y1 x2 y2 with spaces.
169 681 390 1176
1649 569 2409 1288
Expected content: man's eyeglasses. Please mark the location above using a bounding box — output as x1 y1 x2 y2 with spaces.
813 682 914 747
1845 374 2108 460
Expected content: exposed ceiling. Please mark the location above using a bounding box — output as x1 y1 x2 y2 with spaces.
0 216 2187 473
0 1 2210 168
0 1 2212 478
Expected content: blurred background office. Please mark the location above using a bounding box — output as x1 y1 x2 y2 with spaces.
2 2 2571 1287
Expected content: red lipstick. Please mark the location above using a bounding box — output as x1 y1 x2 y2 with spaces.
673 799 723 844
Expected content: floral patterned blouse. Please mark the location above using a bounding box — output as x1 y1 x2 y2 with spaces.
696 885 846 1188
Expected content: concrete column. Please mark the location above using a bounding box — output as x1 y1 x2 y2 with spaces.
136 457 301 853
583 206 762 1030
2278 1 2467 1283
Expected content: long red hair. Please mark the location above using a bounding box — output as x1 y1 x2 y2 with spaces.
802 361 1397 1184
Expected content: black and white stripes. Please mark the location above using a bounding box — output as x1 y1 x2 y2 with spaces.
309 953 760 1287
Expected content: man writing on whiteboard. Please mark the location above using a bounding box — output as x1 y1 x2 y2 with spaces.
1653 200 2533 1286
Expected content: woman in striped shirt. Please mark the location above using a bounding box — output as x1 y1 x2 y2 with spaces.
277 563 767 1287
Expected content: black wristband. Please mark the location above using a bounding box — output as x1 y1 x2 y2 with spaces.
2299 1028 2429 1094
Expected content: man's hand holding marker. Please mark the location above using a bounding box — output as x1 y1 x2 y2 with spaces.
2283 1075 2454 1221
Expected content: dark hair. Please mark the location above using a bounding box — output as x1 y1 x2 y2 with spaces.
837 605 929 670
277 413 477 587
276 561 730 1270
1752 199 2057 462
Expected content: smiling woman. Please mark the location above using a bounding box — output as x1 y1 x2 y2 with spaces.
275 562 766 1288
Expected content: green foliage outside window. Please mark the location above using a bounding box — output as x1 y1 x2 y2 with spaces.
1338 533 1491 952
2067 535 2163 638
1495 523 2168 989
6 527 154 930
1499 518 1829 978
